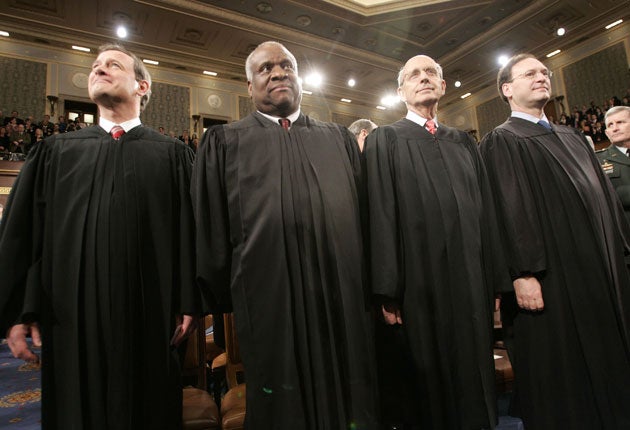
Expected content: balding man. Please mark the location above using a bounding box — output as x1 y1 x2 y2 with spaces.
364 54 505 429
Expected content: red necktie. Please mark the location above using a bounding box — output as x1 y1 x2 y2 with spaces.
425 119 436 135
279 118 290 131
110 125 125 140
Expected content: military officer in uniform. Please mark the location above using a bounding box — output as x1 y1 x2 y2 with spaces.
596 106 630 223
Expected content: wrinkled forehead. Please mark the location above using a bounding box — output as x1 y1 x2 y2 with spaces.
93 49 133 67
251 45 295 67
511 57 546 74
608 111 630 122
402 56 438 76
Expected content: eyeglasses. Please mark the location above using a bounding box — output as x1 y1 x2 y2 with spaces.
509 69 553 82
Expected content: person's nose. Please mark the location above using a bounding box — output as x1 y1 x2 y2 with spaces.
270 65 288 80
91 65 106 76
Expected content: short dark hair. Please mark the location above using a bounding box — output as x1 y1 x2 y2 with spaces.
97 43 152 111
497 53 536 103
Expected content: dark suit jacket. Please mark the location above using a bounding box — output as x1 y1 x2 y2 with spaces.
596 144 630 222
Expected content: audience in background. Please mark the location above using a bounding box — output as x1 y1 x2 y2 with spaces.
2 88 628 157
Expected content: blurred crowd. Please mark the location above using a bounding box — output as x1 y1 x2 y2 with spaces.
553 93 630 144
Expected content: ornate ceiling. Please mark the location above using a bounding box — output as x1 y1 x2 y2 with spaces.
0 0 628 110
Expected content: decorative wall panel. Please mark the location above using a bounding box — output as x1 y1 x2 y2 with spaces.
476 97 510 138
238 96 255 120
0 57 47 119
142 82 190 134
563 42 629 109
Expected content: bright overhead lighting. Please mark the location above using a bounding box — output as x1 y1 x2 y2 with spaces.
0 31 9 37
556 27 566 36
143 59 159 65
380 95 399 107
546 49 561 58
497 55 509 66
341 98 352 103
460 92 472 99
203 71 217 76
347 78 356 87
302 90 313 95
376 105 386 110
72 45 91 52
304 72 323 87
116 25 128 38
605 19 623 30
454 80 462 88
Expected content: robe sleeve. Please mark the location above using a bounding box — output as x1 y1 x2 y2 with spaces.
191 125 233 313
480 129 547 283
0 142 48 332
465 135 512 294
174 143 200 314
364 126 402 302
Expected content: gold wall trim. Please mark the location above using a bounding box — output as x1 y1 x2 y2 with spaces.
0 187 12 195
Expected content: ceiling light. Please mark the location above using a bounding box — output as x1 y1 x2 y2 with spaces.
497 55 509 66
380 95 399 107
304 72 323 87
376 106 386 110
0 31 9 37
556 27 566 36
341 98 351 103
116 25 128 38
143 59 159 65
546 49 561 58
72 45 91 52
302 90 313 95
605 19 623 30
347 78 356 87
460 92 472 99
454 80 462 88
203 71 218 76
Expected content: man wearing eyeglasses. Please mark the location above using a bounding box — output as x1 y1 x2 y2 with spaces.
480 54 630 429
364 54 507 429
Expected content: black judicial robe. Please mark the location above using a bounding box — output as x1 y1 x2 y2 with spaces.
480 117 630 430
0 125 198 430
192 112 378 429
364 119 506 429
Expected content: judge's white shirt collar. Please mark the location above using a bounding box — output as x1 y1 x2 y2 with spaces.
258 109 301 127
511 111 550 124
406 110 438 128
99 117 141 134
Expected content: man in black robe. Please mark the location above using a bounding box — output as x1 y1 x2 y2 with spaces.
191 41 378 429
0 44 198 429
364 54 506 429
480 53 630 429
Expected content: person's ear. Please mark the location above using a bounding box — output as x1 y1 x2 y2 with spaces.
136 80 150 96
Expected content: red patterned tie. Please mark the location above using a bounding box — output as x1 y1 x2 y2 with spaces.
110 125 125 140
279 118 290 131
425 119 436 135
